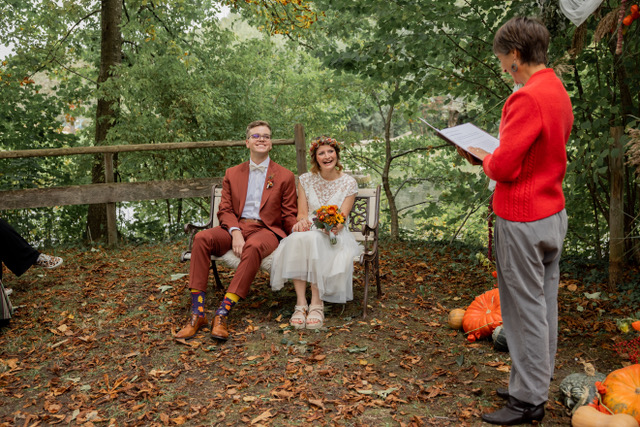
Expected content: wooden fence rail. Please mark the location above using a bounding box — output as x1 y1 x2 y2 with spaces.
0 124 307 246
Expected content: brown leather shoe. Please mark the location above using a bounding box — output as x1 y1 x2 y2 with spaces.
211 315 229 340
174 314 208 340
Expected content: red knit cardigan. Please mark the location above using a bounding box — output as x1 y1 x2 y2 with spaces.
483 68 574 222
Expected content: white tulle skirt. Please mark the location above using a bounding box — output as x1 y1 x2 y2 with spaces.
270 226 363 304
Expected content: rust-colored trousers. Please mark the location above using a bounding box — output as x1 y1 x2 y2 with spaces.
188 222 278 298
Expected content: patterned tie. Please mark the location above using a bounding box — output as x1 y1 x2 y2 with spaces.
250 164 266 173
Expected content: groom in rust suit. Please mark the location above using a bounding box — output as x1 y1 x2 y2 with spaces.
175 120 298 341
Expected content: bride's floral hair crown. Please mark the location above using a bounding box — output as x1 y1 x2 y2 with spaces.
309 136 344 173
309 136 342 155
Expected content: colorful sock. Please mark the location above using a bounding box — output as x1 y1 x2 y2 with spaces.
190 290 206 317
215 292 240 317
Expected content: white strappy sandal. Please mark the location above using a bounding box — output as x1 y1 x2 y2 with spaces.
306 304 324 329
290 305 308 329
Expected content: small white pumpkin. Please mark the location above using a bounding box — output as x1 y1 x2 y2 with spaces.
572 405 638 427
447 308 465 330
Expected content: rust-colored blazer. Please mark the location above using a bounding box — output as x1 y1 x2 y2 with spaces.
217 160 297 239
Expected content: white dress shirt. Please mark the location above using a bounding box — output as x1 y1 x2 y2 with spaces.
229 158 269 235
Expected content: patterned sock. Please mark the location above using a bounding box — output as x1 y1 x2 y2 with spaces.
215 292 240 317
190 290 206 317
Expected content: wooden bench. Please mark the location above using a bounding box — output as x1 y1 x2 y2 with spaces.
180 184 382 317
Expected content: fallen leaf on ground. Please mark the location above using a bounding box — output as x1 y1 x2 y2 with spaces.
251 409 274 425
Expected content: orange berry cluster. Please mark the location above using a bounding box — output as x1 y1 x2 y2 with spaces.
623 4 640 26
614 335 640 364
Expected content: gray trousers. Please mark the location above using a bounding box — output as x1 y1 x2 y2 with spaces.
495 209 567 406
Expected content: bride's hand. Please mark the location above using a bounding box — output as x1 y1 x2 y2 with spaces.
330 224 344 234
293 218 311 232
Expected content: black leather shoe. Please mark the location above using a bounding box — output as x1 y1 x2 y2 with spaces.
481 396 545 425
496 387 509 399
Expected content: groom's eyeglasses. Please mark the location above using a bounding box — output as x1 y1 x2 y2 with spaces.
250 134 271 140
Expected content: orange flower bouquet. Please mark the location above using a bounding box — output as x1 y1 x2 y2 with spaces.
313 205 345 245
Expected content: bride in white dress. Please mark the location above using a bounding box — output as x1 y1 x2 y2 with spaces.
270 136 362 329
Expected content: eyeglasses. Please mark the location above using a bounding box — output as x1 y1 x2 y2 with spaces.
250 134 271 140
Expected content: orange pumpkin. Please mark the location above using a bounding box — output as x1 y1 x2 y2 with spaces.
601 364 640 422
448 308 465 329
462 288 502 342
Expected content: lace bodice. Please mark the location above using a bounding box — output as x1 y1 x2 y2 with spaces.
299 172 358 214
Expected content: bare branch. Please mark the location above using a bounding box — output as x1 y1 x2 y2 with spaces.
145 1 195 51
449 202 482 245
398 200 434 213
420 62 504 99
122 0 130 23
283 31 314 50
53 58 98 85
346 151 383 176
390 144 448 160
30 9 101 77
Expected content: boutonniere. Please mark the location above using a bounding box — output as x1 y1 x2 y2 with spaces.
266 175 274 189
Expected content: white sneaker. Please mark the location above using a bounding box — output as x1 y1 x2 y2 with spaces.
35 254 63 269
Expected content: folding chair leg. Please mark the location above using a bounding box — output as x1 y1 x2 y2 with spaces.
374 252 382 298
212 261 224 290
362 262 370 319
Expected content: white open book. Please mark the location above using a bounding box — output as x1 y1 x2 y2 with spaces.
419 118 499 160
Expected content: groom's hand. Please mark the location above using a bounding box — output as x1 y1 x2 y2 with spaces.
231 230 245 257
293 218 311 232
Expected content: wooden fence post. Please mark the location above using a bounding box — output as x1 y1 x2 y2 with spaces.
104 153 118 247
294 124 307 175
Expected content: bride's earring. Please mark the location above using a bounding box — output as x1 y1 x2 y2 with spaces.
511 61 518 72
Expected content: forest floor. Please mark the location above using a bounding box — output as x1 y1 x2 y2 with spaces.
0 239 638 426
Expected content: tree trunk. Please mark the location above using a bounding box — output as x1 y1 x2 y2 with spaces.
381 104 399 240
86 0 122 242
606 37 634 288
609 125 624 291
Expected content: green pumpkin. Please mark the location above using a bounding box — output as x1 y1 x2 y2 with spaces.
492 325 509 352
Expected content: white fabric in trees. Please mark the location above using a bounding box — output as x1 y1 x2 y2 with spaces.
559 0 605 27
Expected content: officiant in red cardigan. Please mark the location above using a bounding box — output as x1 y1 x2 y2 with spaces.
459 17 573 426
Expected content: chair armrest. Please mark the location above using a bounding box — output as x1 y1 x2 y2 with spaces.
180 251 192 262
359 225 378 260
183 221 213 252
184 221 211 234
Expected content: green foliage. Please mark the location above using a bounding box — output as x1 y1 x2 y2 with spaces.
2 0 639 270
345 131 492 243
303 0 640 263
0 1 363 243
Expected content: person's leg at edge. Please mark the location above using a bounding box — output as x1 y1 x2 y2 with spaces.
0 218 40 277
